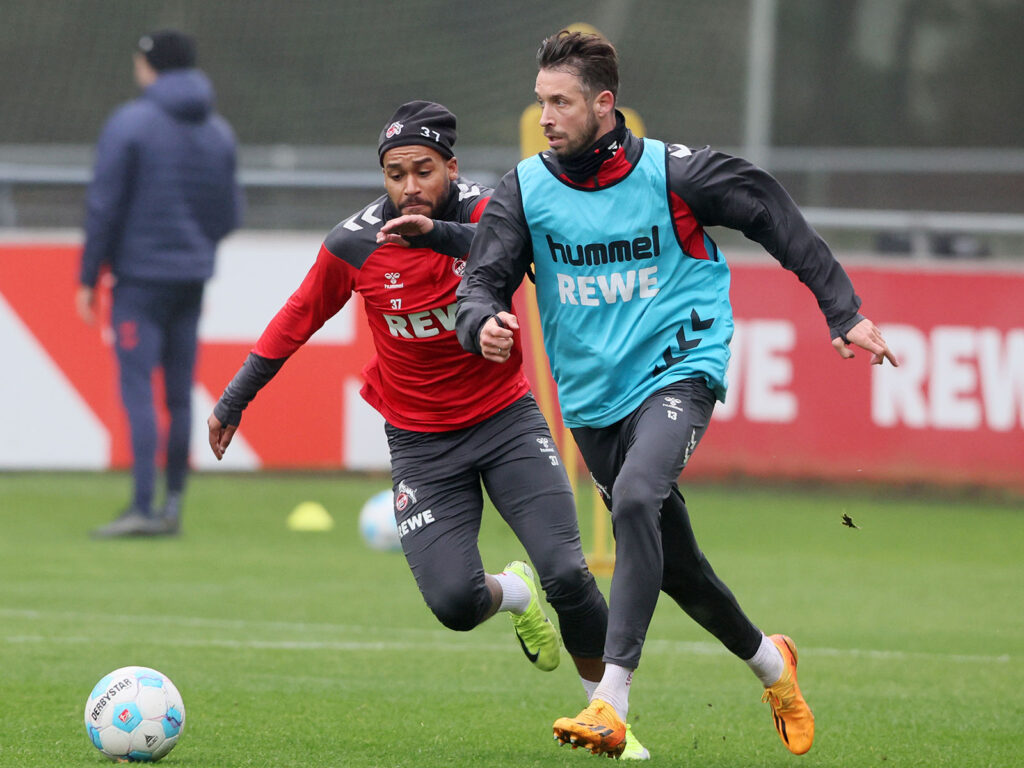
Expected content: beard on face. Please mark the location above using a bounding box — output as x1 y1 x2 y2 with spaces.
399 196 436 216
555 110 601 158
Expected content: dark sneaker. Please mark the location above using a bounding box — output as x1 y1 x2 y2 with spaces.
156 495 182 536
91 509 172 538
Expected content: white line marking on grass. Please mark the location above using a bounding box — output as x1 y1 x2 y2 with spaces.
5 634 516 653
1 608 1013 664
642 639 1012 664
0 607 453 640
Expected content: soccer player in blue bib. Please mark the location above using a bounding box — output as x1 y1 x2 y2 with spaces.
456 29 897 758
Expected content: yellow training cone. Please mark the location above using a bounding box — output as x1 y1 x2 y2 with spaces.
287 501 334 532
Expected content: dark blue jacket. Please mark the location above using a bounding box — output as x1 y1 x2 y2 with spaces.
80 69 242 286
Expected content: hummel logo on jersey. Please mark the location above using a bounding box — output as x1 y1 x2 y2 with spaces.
536 437 560 465
653 309 715 375
663 397 684 420
549 226 663 306
384 272 404 289
342 203 383 231
385 121 403 138
547 226 660 266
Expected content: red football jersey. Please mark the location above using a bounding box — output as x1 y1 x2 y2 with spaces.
253 179 529 431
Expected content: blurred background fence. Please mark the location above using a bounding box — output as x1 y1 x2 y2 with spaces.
1 0 1023 254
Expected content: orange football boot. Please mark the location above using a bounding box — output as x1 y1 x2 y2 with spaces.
762 634 815 754
553 698 627 757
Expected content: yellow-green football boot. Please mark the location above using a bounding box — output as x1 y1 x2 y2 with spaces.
620 723 651 760
503 560 560 671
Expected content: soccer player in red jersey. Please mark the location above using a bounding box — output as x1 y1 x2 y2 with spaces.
207 101 649 758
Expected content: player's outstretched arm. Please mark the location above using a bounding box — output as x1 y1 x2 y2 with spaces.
831 317 899 366
207 352 288 459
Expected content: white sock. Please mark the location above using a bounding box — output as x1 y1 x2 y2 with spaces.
580 676 599 702
591 664 633 721
746 633 785 686
493 570 531 614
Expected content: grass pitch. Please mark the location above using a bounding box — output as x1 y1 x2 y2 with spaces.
0 471 1020 767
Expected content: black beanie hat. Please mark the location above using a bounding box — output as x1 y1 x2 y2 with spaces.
378 101 457 165
138 30 197 72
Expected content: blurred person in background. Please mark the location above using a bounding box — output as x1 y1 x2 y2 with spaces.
456 29 897 758
78 29 242 537
206 100 650 760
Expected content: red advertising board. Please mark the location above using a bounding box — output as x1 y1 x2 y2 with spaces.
1 236 1021 492
692 258 1023 490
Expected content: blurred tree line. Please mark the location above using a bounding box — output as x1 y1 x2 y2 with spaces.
776 0 1023 147
0 0 1019 149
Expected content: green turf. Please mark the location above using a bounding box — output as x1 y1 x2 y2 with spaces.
0 472 1020 767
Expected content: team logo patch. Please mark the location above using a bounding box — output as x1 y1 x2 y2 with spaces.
663 396 684 421
536 437 559 466
452 258 466 277
395 480 418 511
385 121 403 138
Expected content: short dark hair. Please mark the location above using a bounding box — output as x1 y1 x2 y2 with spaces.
537 30 619 100
138 29 196 72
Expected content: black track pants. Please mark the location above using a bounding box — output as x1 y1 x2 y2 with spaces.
572 379 761 669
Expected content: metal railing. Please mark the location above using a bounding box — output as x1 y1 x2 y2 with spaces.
2 145 1023 257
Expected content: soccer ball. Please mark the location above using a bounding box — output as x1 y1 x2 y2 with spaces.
358 489 401 552
84 666 185 762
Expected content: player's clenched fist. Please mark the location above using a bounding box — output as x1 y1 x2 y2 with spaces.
480 311 519 363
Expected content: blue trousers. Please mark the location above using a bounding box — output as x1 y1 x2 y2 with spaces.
111 279 204 513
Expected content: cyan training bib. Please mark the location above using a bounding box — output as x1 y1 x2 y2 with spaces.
517 138 733 427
